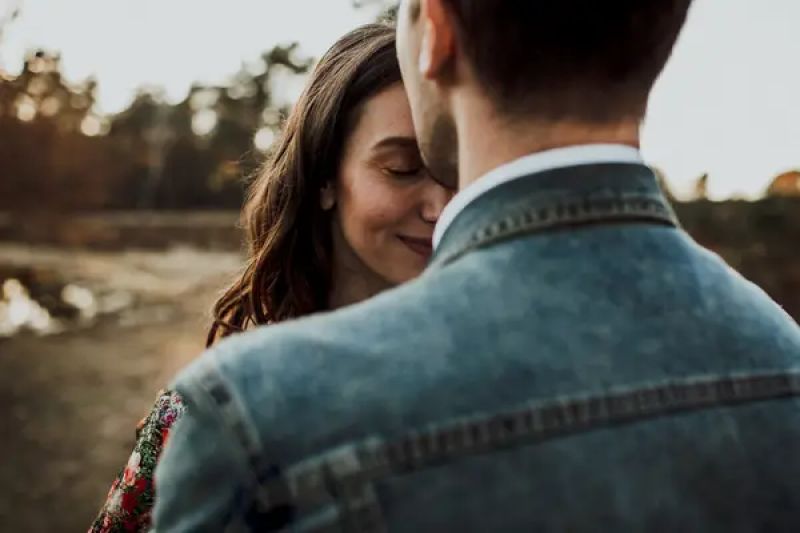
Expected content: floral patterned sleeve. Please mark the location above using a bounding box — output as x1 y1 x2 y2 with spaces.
89 389 186 533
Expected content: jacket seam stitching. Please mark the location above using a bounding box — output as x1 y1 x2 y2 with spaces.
435 196 678 267
264 370 800 530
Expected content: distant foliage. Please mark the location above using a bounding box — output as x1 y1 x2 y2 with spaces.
0 0 396 213
0 45 312 211
354 0 399 22
766 170 800 198
693 173 709 200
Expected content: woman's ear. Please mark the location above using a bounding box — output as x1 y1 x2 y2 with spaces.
320 182 336 211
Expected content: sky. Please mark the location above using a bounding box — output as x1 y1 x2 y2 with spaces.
1 0 798 200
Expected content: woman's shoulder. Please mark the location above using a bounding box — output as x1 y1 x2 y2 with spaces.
90 389 187 533
135 389 186 439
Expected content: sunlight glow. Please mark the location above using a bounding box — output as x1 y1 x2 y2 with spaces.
62 284 98 320
15 96 36 121
253 127 276 152
80 115 102 136
191 109 218 136
39 96 61 116
0 279 59 337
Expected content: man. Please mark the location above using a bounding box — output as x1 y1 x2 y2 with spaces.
154 1 800 531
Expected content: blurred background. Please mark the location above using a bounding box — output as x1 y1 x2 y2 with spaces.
0 0 798 530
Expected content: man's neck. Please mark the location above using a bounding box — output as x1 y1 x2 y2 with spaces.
454 98 642 191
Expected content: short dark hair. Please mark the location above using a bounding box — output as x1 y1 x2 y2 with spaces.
442 0 693 121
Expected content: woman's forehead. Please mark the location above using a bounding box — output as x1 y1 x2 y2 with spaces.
354 84 416 145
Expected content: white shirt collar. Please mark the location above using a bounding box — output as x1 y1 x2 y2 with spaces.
433 143 643 249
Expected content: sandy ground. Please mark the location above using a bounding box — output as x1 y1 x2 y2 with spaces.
0 244 241 532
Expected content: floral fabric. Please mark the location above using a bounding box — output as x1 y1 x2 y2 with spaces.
90 390 185 533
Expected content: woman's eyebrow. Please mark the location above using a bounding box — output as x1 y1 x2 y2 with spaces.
370 135 419 152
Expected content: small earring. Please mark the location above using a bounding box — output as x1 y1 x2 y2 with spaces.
320 185 335 211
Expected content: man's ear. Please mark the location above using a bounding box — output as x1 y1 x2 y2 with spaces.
418 0 456 81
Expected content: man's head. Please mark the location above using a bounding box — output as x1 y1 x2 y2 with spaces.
396 0 693 187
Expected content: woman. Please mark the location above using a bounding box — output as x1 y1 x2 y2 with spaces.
90 23 453 533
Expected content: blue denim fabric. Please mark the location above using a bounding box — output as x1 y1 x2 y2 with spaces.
153 163 800 532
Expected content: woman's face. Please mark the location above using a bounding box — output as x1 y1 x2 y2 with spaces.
329 82 454 288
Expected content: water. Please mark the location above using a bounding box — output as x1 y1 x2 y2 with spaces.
0 245 242 340
0 267 135 338
0 278 60 336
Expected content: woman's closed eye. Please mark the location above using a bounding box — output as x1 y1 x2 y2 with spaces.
384 165 424 177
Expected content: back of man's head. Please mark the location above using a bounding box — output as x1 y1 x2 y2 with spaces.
443 0 693 122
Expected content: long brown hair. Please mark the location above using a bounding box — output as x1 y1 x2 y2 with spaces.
207 24 401 347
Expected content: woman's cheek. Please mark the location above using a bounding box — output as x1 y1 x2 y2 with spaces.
359 182 409 231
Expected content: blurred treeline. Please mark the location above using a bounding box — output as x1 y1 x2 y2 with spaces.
0 1 407 213
1 0 797 214
0 46 312 212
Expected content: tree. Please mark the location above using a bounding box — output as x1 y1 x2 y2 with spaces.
0 49 121 212
693 173 710 200
766 170 800 198
0 2 20 45
0 26 314 211
354 0 399 22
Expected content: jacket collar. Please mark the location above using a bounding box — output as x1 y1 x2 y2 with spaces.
433 144 644 249
430 162 679 268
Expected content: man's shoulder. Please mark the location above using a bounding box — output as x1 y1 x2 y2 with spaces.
171 270 451 409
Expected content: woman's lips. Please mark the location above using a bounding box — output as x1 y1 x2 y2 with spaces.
398 235 433 257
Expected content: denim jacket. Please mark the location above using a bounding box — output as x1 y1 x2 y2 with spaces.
153 163 800 532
